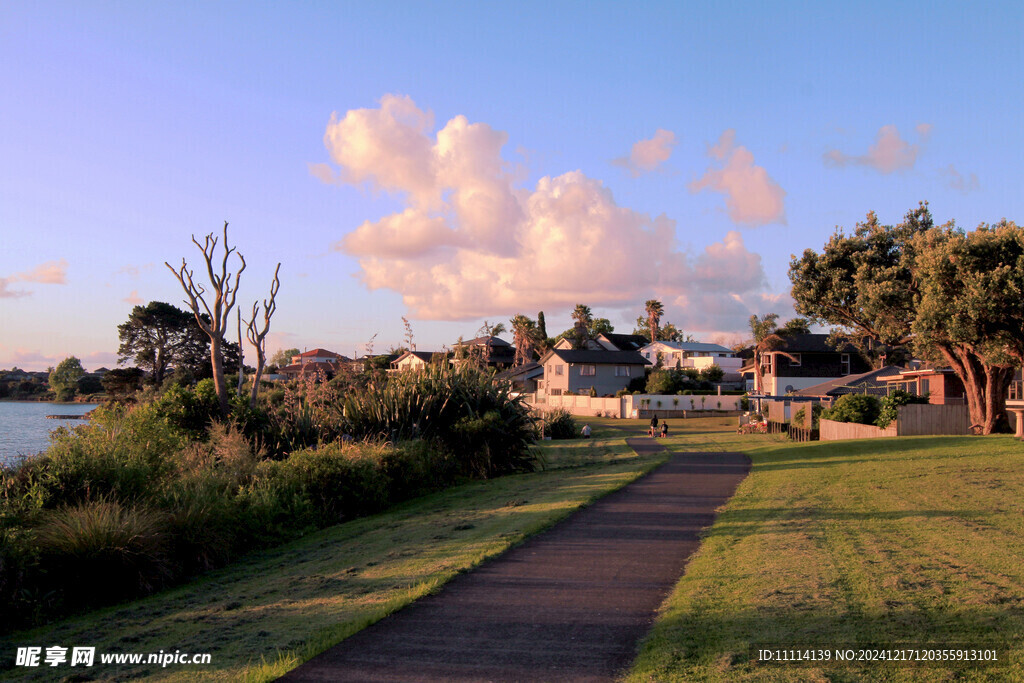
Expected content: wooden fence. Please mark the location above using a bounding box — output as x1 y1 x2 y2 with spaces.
819 404 969 441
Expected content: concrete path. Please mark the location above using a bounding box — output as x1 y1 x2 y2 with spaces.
282 436 749 682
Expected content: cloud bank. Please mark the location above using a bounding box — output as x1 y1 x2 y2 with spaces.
824 124 931 174
319 95 778 332
612 129 676 176
688 130 786 226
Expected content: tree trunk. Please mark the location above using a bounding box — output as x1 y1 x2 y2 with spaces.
249 348 265 409
210 336 229 417
940 344 1010 434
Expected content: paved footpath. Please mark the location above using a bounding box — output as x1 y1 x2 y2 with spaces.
282 437 749 682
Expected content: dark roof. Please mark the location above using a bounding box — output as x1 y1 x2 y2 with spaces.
599 333 650 351
395 351 438 364
792 365 903 397
296 348 347 359
494 362 544 381
541 349 651 365
456 335 511 348
773 333 859 354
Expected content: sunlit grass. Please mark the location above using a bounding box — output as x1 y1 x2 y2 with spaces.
628 419 1024 682
0 433 667 681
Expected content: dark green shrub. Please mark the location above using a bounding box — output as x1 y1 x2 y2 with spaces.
822 393 882 425
34 499 170 607
875 389 930 428
543 408 578 440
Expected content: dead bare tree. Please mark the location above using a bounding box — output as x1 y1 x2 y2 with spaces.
165 222 246 417
245 263 281 408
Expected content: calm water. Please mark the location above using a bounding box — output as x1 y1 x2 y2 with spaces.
0 402 99 467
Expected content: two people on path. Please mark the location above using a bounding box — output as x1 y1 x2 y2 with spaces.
650 415 668 438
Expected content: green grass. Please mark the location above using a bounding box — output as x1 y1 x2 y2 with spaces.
533 416 638 469
627 418 1024 682
0 425 664 682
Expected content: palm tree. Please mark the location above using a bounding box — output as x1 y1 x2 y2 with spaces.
510 314 539 366
645 299 664 343
571 304 593 349
748 313 798 394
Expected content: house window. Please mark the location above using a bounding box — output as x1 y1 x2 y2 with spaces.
615 365 630 377
580 365 596 376
645 352 651 359
550 388 562 396
554 365 564 376
841 354 851 376
761 353 773 375
789 353 801 367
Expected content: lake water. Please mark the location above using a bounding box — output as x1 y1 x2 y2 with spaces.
0 402 100 467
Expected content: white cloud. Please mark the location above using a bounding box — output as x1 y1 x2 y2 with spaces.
612 129 677 176
320 95 780 333
689 130 786 226
0 278 29 299
824 124 929 174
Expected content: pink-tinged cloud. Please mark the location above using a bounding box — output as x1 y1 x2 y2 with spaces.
612 129 677 176
689 130 786 226
123 290 144 306
320 96 780 330
0 278 29 299
824 124 929 174
0 259 69 297
941 164 980 194
16 259 68 284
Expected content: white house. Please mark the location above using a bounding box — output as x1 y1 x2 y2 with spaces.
638 341 742 375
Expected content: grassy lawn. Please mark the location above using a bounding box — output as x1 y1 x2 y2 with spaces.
0 425 658 681
628 417 1024 682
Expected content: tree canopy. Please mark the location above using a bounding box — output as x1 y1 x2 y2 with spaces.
789 204 1021 433
49 356 84 402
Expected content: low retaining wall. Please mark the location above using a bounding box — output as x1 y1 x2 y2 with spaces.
820 404 969 441
820 419 897 441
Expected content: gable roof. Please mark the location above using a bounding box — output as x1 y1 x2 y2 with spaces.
541 349 651 365
494 362 545 382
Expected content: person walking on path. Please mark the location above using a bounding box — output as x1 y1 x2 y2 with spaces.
649 414 659 437
660 422 669 438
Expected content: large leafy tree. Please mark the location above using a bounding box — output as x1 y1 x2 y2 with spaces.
633 317 687 342
117 301 196 385
790 204 1019 432
49 356 84 402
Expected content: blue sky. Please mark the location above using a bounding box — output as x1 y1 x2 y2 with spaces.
1 1 1021 370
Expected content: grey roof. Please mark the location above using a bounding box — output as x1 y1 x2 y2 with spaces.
792 365 903 397
542 349 651 365
494 362 544 381
456 335 512 348
644 341 733 354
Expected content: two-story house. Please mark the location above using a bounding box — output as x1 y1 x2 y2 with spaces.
639 341 742 376
537 349 650 397
743 333 871 395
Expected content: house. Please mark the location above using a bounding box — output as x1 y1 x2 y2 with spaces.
290 348 349 366
452 336 516 369
279 348 351 380
639 341 742 376
877 367 966 405
389 351 443 373
494 362 545 393
537 349 650 397
742 333 871 396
